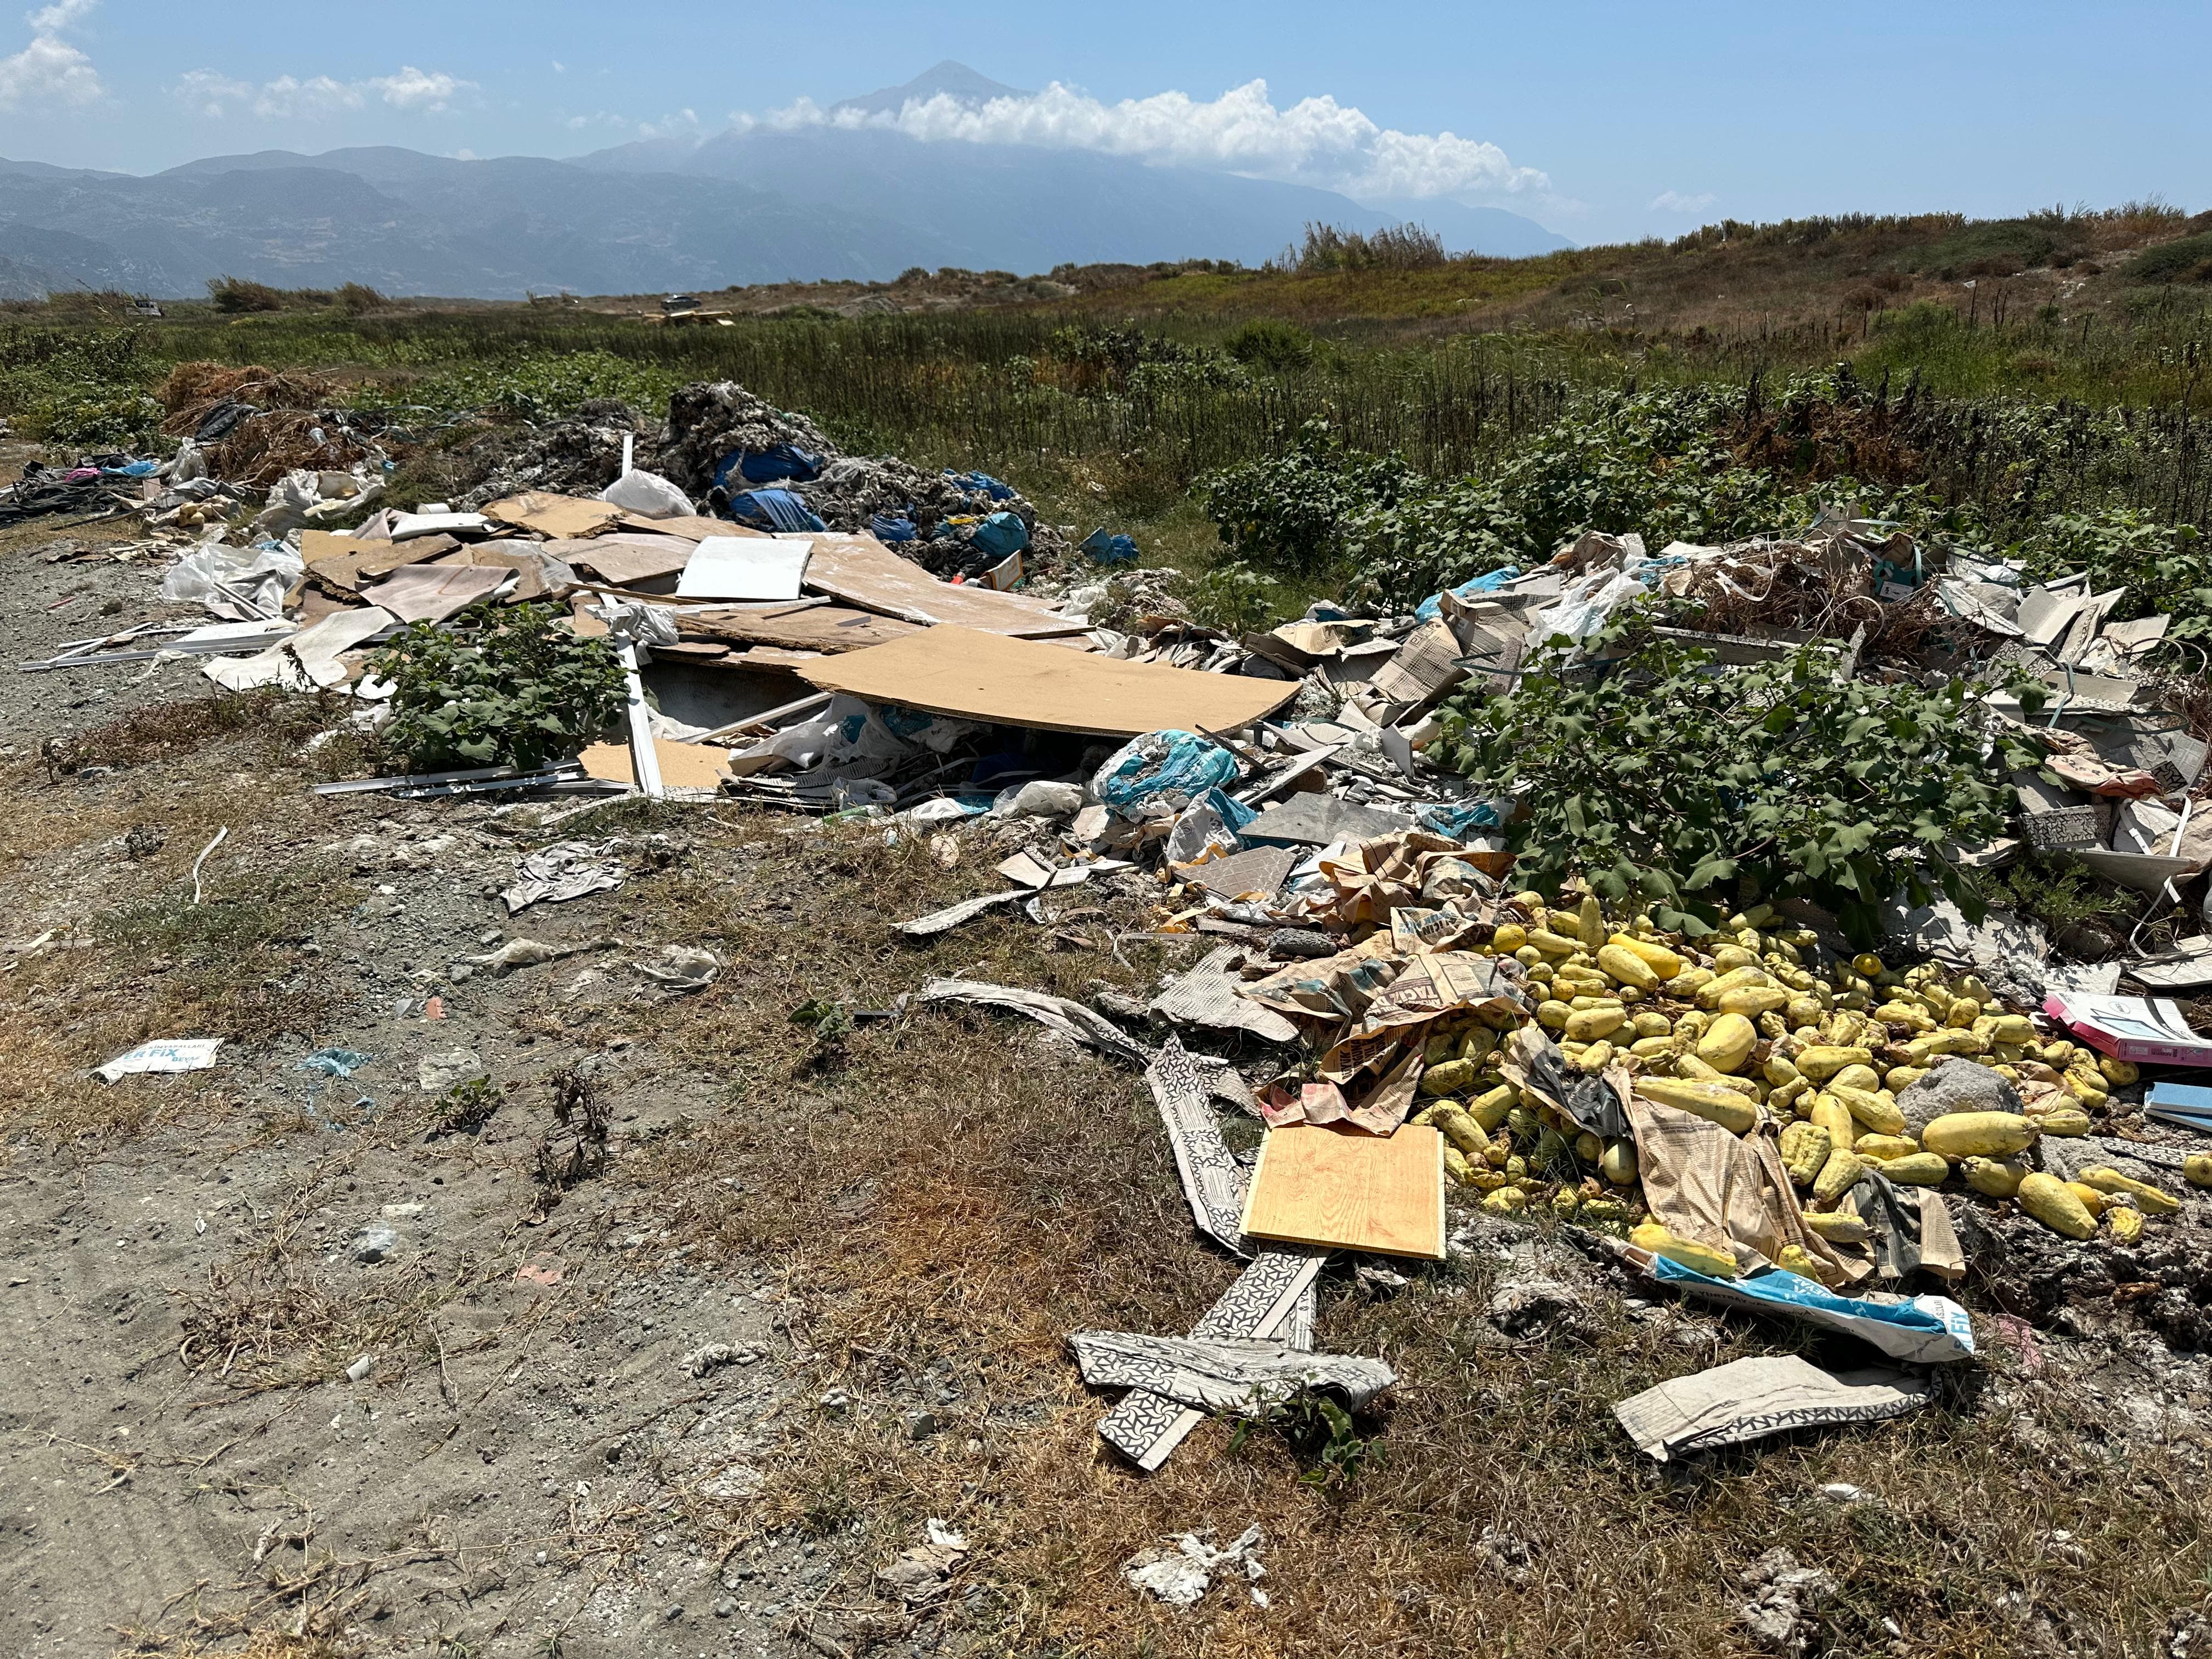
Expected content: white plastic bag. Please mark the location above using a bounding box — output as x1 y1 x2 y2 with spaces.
599 468 693 518
158 541 303 616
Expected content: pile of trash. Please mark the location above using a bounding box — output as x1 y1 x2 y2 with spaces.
18 385 2212 1476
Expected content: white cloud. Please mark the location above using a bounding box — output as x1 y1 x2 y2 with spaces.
252 74 363 118
23 0 93 32
1649 189 1716 214
371 65 468 111
725 78 1546 202
171 63 475 119
0 31 97 107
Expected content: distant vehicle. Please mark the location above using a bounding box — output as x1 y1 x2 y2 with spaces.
661 294 701 314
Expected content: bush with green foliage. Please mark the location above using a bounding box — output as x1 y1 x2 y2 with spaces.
1344 387 1807 609
208 275 284 314
2124 232 2212 285
2024 505 2212 641
1223 318 1317 371
1199 420 1413 575
370 603 628 771
1430 628 2045 943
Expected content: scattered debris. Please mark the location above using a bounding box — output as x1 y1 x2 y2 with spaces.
1122 1525 1266 1609
1614 1355 1929 1461
94 1038 222 1084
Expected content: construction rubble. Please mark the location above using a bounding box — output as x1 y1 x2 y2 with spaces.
16 380 2212 1479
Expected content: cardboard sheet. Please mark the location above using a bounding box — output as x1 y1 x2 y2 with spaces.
363 563 513 624
675 533 812 601
1239 1122 1445 1260
579 737 730 792
548 534 701 588
620 511 760 540
682 605 920 655
798 625 1298 738
800 532 1088 637
301 528 430 594
1242 794 1415 847
484 492 622 540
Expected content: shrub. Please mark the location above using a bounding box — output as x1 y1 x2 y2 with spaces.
208 276 283 314
369 603 628 771
1431 629 2046 942
2123 231 2212 285
1224 318 1317 371
335 282 385 315
1200 420 1413 574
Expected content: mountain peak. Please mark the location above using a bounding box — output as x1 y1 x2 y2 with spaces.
832 60 1028 118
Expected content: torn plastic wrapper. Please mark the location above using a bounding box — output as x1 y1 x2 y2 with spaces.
1615 1244 1976 1364
1615 1355 1929 1462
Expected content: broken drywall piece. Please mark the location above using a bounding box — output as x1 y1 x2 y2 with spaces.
1614 1354 1928 1462
1069 1330 1395 1415
1122 1526 1265 1609
901 889 1028 936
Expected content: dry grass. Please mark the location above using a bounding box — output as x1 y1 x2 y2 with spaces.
171 1159 471 1393
483 809 2212 1657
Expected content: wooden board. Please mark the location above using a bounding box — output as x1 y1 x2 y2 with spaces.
484 492 622 539
799 624 1299 738
1239 1123 1445 1260
579 737 730 792
681 605 921 655
800 532 1088 638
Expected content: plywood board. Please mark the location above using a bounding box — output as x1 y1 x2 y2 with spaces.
578 737 731 791
675 533 811 601
622 511 762 539
1239 1122 1444 1260
800 532 1088 638
799 624 1299 738
682 605 920 654
485 492 622 540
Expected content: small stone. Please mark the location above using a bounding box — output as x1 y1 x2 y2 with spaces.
819 1389 851 1414
904 1410 941 1442
713 1598 737 1618
380 1202 425 1220
663 1602 684 1621
352 1225 399 1264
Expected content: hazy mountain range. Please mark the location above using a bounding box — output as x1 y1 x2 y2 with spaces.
0 62 1571 300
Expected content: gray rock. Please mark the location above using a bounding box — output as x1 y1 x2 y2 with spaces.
352 1224 399 1264
713 1598 737 1618
904 1409 941 1442
416 1048 486 1094
1896 1056 2022 1135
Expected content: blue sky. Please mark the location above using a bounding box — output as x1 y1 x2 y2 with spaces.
3 0 2207 245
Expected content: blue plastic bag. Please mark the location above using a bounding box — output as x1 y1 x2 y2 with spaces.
1416 800 1507 840
970 511 1029 559
1079 527 1139 565
944 469 1016 501
1092 730 1240 811
724 489 825 533
1414 565 1521 621
870 512 918 544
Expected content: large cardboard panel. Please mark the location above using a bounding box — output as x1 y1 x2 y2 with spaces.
579 737 731 792
1239 1123 1445 1260
800 532 1087 637
484 492 622 539
798 624 1299 737
682 605 919 654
